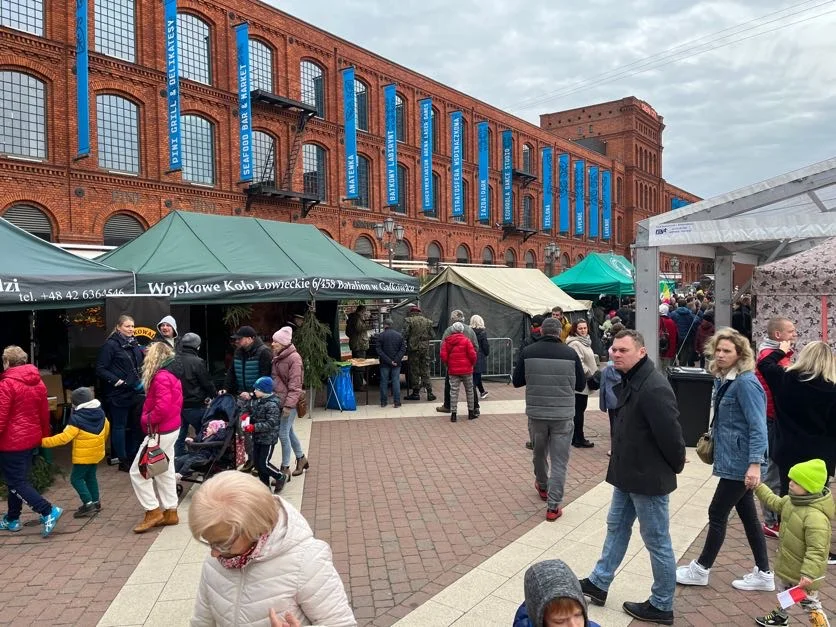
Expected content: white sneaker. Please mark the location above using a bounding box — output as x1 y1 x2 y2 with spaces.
732 567 775 591
676 560 710 586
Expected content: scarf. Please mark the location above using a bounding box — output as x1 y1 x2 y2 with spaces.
570 334 592 348
216 532 270 569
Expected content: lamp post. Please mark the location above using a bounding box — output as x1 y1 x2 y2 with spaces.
544 241 560 277
374 215 405 269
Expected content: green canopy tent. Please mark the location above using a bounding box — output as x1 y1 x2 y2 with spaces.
97 211 419 303
551 252 635 298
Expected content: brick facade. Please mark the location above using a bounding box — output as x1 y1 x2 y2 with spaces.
1 0 702 280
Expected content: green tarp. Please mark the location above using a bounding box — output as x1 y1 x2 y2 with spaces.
551 252 635 297
97 211 419 304
0 217 134 311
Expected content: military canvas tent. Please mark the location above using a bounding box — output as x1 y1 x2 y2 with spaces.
98 212 419 303
0 217 134 311
552 252 635 297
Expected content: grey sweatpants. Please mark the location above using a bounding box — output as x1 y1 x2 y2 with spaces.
761 419 781 526
530 418 574 509
449 374 475 412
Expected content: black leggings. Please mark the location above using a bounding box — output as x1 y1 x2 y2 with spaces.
698 478 770 572
572 394 589 443
473 372 485 394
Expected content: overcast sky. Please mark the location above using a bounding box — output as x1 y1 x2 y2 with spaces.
271 0 836 199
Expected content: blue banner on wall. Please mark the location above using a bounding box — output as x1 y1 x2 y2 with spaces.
588 166 599 238
384 84 398 206
558 153 569 234
76 0 90 157
477 122 489 222
601 170 612 241
451 112 463 217
234 23 252 182
420 99 433 212
574 160 585 236
542 147 553 231
342 67 358 199
501 130 513 224
671 197 691 210
164 0 182 171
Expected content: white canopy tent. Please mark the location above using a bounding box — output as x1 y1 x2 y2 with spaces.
634 156 836 362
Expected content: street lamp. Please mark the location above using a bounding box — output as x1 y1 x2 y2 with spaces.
374 215 405 269
544 241 560 277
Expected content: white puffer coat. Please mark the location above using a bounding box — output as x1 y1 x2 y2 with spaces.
191 497 356 627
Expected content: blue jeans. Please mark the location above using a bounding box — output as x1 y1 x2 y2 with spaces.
109 404 130 461
0 449 53 519
176 407 206 457
379 364 401 405
278 408 304 467
589 487 676 612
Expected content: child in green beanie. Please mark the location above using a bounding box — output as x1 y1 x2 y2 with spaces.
753 458 833 627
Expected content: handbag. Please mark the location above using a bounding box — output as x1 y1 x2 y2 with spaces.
586 370 602 391
696 379 732 465
138 431 169 479
297 392 308 418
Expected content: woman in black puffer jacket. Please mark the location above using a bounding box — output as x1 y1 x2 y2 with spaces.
469 315 490 399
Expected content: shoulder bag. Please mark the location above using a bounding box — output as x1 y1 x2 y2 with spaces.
138 427 170 479
695 379 732 465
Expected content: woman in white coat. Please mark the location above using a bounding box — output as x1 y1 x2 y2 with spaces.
566 319 598 449
189 471 356 627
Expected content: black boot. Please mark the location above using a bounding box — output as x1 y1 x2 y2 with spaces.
622 600 673 625
467 410 478 420
404 390 421 401
450 412 457 423
426 390 437 402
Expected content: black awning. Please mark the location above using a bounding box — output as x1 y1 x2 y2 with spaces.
251 90 318 116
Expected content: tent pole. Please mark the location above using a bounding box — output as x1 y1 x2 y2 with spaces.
204 305 209 362
29 310 35 365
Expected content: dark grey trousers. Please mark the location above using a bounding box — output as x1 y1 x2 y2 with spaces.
529 418 574 509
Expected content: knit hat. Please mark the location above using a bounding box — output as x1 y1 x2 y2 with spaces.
272 326 293 345
541 318 561 337
181 332 201 350
788 458 828 494
71 386 94 407
659 304 669 315
254 376 274 394
451 321 465 333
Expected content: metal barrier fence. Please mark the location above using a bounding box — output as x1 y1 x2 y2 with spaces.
428 337 514 383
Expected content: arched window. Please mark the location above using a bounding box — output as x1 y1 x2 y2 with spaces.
395 94 405 142
394 240 411 261
575 253 585 264
482 247 494 265
431 106 440 154
249 39 273 93
177 13 211 85
521 195 534 229
252 130 276 184
560 252 570 269
353 235 374 258
181 115 214 184
103 213 144 246
95 0 135 62
394 163 408 214
524 250 535 269
505 249 516 268
616 216 623 244
0 71 46 159
1 0 43 36
300 61 325 118
522 143 533 174
302 144 327 200
3 205 52 241
427 171 440 218
427 242 442 265
456 245 470 264
96 94 139 174
616 177 623 205
351 155 370 208
354 80 368 132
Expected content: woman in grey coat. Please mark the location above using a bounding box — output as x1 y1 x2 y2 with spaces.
470 315 490 399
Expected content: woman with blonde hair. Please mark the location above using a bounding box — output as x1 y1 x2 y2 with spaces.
130 341 183 533
469 314 490 399
677 328 772 592
189 471 356 627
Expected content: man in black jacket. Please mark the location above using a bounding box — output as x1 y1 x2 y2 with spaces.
219 326 273 400
580 330 685 626
513 317 585 522
174 333 216 457
376 319 406 407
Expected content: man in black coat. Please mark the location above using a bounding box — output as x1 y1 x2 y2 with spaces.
580 329 685 626
376 319 406 407
174 333 216 457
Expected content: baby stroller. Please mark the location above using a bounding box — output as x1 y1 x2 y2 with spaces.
176 394 242 496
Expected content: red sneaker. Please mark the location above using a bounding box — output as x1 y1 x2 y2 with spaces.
762 522 780 538
535 481 548 501
546 507 562 521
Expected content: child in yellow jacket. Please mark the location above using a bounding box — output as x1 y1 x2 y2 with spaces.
42 387 109 518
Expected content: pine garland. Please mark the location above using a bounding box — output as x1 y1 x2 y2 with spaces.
294 306 338 390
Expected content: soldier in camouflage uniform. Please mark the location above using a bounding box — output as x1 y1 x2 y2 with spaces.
346 305 370 390
402 305 436 401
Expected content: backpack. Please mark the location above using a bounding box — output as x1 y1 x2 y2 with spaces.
659 319 670 354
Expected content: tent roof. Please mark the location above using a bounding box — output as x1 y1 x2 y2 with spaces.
98 211 418 303
421 266 587 315
0 217 134 310
551 252 635 296
752 237 836 296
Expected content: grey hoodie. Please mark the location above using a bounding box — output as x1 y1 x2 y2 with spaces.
156 315 178 347
524 560 589 627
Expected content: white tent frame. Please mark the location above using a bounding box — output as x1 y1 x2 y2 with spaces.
634 156 836 362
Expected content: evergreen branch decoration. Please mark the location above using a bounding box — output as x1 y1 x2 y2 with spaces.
294 307 338 391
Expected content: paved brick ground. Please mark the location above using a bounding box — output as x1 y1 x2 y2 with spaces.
301 406 613 626
0 447 167 627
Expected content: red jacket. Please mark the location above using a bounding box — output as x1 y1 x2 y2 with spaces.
694 319 715 356
0 365 51 452
440 332 477 376
756 347 792 420
141 366 183 435
659 316 678 359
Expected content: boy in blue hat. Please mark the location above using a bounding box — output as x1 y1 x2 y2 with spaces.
243 377 284 493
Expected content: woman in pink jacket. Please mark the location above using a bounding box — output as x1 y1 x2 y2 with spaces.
130 341 183 533
271 327 308 480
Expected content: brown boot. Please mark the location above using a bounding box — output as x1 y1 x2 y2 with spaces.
133 508 164 533
159 509 179 526
292 455 309 476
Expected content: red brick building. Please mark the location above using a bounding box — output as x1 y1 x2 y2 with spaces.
0 0 706 284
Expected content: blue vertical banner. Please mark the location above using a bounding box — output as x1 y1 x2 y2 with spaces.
164 0 182 171
234 23 252 182
558 153 569 234
501 130 513 224
477 122 489 222
601 170 612 241
588 166 599 238
451 111 463 217
342 67 358 199
541 147 553 231
75 0 90 157
384 84 398 206
420 98 433 212
574 160 585 236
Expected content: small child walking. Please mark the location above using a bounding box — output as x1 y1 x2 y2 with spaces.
41 387 109 518
754 458 833 627
243 377 284 493
440 322 477 423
